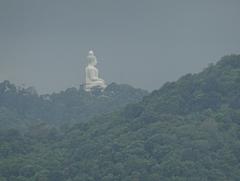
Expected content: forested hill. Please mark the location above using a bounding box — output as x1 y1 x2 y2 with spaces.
127 54 240 117
1 55 240 181
0 81 148 129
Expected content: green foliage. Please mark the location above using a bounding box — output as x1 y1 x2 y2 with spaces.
0 55 240 180
0 82 148 129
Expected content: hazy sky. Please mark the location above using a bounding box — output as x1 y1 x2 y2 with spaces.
0 0 240 94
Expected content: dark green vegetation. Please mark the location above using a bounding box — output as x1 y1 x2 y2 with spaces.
1 55 240 181
0 82 148 129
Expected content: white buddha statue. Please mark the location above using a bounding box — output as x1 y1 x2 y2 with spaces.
85 50 106 91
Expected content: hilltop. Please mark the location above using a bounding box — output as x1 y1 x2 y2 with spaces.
0 81 148 130
0 55 240 180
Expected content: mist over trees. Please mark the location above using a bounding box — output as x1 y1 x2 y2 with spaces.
0 82 148 130
0 55 240 180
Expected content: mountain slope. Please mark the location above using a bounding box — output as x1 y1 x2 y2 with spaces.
58 54 240 180
141 54 240 115
0 81 148 129
0 55 240 181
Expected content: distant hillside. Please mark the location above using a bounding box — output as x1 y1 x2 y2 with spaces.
0 81 148 129
140 54 240 115
0 55 240 181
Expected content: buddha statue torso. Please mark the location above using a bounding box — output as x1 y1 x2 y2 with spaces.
85 51 106 91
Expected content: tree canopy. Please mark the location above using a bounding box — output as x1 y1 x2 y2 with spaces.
0 55 240 180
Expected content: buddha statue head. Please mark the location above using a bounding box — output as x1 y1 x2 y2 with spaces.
87 50 97 66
